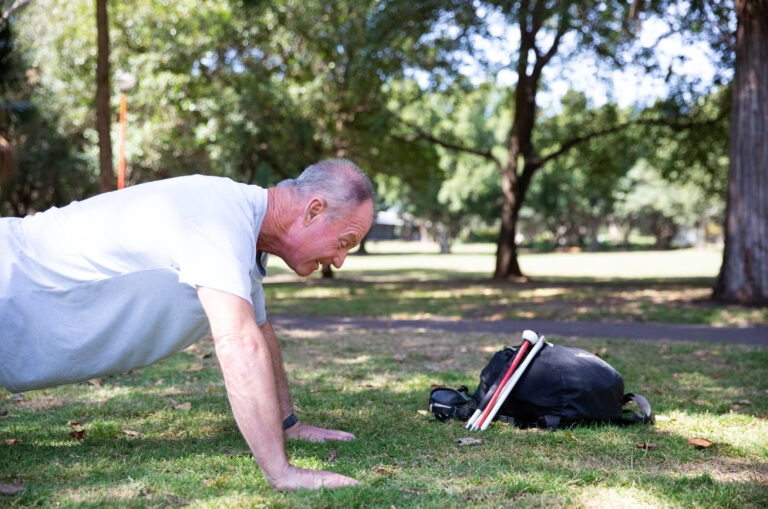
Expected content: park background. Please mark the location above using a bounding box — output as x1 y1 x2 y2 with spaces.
1 1 767 507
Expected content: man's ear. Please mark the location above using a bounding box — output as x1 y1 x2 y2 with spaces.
304 197 326 225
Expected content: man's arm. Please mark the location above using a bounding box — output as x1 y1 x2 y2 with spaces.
259 319 356 443
197 286 357 490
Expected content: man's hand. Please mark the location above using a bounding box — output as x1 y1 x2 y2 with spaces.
197 288 357 491
285 421 357 442
269 465 358 491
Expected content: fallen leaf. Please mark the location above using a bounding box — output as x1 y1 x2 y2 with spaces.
3 439 21 445
122 429 141 437
328 449 338 463
0 481 24 496
70 429 86 440
174 402 192 411
206 387 218 393
430 384 446 390
88 378 103 387
456 437 483 446
738 399 752 405
67 420 83 427
636 442 655 450
374 467 394 476
692 350 708 357
159 431 178 439
691 399 710 406
417 410 429 416
205 477 229 487
688 438 713 449
228 450 251 458
186 364 204 372
565 431 576 441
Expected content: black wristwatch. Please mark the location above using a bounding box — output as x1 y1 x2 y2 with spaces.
282 413 299 430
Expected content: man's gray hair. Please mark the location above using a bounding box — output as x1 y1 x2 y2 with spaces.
279 159 375 221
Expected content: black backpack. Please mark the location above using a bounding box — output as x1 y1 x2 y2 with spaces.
429 342 653 430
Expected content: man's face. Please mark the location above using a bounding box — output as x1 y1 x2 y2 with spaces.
283 198 373 277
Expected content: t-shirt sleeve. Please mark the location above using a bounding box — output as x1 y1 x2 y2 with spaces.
250 282 267 326
173 217 254 303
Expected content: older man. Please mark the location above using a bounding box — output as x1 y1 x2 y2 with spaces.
0 159 373 490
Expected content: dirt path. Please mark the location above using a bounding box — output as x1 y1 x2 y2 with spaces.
270 315 768 346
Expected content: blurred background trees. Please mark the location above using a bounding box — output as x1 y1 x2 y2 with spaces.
1 0 764 304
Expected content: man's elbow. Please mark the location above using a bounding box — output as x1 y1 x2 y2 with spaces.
214 332 262 361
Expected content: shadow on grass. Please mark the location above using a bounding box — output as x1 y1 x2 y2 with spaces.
261 276 766 327
3 383 765 508
2 329 766 507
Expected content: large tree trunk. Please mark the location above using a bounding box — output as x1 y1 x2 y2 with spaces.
95 0 113 193
494 169 524 279
713 0 768 305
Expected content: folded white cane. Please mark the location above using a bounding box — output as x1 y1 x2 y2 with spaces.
466 330 537 430
477 333 546 431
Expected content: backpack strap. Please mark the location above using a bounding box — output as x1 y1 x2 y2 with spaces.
537 415 561 430
621 393 654 424
429 386 473 422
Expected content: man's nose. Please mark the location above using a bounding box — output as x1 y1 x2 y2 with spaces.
332 249 349 269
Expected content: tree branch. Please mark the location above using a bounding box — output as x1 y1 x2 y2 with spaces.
396 119 502 172
536 111 728 167
1 0 31 25
532 27 564 80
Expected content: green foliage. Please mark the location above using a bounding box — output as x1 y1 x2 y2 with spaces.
0 14 96 216
1 0 734 258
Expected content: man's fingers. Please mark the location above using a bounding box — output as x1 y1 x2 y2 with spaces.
285 423 357 442
273 467 358 491
316 471 358 489
318 428 356 442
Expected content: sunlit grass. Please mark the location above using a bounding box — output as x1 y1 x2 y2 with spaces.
259 244 768 327
6 327 764 507
269 242 723 281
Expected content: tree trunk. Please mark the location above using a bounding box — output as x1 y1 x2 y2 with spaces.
713 0 768 305
95 0 113 193
357 234 369 254
494 168 524 279
0 135 16 183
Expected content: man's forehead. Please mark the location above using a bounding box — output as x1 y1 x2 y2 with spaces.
338 200 373 234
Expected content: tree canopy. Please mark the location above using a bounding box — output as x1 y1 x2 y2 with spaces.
1 0 763 303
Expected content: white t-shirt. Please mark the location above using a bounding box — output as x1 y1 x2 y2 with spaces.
0 175 269 392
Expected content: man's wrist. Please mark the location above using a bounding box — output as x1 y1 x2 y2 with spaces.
282 413 299 430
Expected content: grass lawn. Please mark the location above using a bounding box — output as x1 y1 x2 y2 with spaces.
263 245 767 327
2 246 766 507
2 327 767 508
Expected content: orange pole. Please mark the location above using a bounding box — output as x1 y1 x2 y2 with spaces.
117 93 127 189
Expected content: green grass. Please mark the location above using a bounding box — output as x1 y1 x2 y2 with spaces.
2 246 766 507
2 328 767 507
263 246 766 327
